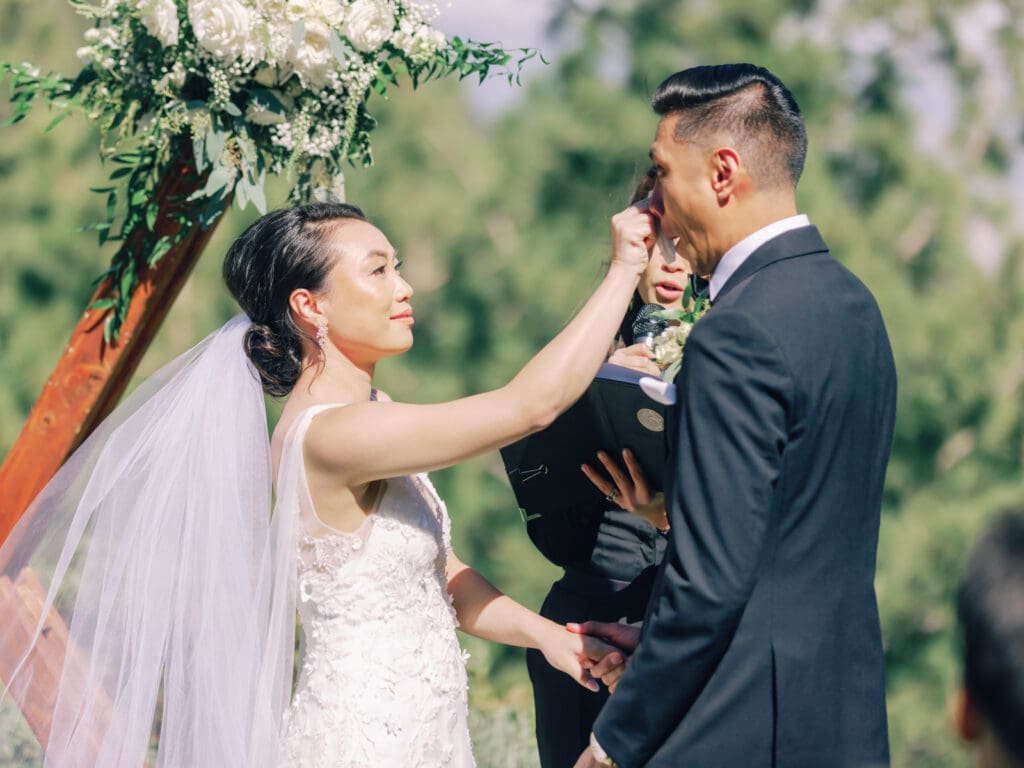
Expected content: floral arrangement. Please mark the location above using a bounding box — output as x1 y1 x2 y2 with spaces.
2 0 536 340
651 282 710 381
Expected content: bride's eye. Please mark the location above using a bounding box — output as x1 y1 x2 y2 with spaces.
394 260 403 272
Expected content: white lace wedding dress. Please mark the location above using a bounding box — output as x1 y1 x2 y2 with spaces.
277 405 475 768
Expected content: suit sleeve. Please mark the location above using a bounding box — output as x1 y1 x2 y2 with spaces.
593 309 794 768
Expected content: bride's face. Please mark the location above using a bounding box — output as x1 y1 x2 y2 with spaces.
318 220 415 364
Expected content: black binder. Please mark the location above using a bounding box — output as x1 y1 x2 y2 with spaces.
500 364 670 516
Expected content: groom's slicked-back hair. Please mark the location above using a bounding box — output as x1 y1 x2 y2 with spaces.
652 64 807 189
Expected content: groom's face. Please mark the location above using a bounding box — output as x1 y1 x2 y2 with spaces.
649 115 718 276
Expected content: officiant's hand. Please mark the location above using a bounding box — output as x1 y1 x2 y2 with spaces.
608 343 661 377
581 449 669 530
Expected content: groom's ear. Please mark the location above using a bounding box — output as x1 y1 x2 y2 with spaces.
710 147 742 205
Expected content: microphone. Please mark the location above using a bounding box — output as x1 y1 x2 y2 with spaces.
632 303 668 350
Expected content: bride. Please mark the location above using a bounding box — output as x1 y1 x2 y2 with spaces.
0 200 652 767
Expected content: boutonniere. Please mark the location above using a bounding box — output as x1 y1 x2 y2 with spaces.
650 282 710 381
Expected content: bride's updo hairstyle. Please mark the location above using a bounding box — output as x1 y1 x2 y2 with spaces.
223 202 368 396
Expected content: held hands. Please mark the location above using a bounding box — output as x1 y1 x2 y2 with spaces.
540 624 626 693
607 342 661 377
581 449 669 531
567 620 642 693
610 204 655 276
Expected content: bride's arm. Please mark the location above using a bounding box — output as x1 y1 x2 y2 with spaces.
305 207 651 487
445 551 624 690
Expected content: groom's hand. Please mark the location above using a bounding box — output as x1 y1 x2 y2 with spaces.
573 746 602 768
568 620 641 692
568 620 641 653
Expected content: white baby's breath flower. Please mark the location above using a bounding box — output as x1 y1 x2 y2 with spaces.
392 18 445 63
138 0 180 47
343 0 395 53
188 0 259 62
168 60 187 88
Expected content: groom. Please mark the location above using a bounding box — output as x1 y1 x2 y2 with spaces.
575 64 897 767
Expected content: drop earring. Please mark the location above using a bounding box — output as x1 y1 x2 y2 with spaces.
316 320 328 350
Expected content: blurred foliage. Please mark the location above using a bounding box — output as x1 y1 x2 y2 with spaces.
3 0 1024 766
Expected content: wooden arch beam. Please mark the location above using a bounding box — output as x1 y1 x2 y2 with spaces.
0 142 227 566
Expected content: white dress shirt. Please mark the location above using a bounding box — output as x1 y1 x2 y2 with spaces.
708 214 810 301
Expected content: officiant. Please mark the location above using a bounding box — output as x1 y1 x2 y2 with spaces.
523 170 694 768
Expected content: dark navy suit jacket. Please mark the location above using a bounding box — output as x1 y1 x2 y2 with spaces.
593 226 896 768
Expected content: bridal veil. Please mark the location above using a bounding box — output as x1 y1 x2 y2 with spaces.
0 316 298 766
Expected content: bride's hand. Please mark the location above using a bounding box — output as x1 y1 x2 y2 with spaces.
581 449 669 530
539 624 625 692
610 204 655 276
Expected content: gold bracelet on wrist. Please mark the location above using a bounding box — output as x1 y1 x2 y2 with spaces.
589 732 619 768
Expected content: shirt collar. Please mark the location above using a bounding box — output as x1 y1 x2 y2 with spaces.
708 214 810 301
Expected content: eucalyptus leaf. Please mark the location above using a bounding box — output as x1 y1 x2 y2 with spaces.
206 126 228 166
329 33 353 66
236 176 250 209
193 134 208 173
248 88 287 114
188 166 236 201
249 176 267 214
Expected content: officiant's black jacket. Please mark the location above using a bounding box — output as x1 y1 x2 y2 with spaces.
593 226 896 768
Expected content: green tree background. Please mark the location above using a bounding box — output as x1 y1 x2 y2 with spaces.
2 0 1023 766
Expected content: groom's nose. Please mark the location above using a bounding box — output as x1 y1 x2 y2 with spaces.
649 183 666 219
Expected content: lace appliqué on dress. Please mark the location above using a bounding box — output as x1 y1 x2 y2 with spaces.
278 406 473 768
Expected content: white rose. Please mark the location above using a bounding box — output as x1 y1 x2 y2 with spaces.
288 19 335 87
264 20 293 65
138 0 180 47
282 0 312 22
257 0 286 15
188 0 256 62
309 0 345 27
342 0 394 53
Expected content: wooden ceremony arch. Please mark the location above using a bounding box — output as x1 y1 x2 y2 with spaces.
0 142 229 755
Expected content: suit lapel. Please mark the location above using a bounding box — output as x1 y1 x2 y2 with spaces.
714 225 829 304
